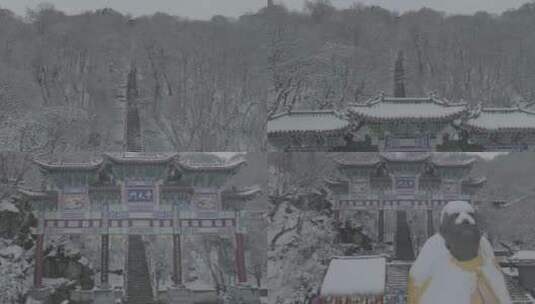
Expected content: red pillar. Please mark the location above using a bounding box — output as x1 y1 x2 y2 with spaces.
235 233 247 284
378 209 385 242
172 234 183 286
101 234 109 286
34 234 44 288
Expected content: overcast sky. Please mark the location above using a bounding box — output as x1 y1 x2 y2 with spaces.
0 0 530 19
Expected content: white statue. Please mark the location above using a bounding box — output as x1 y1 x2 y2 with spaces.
408 201 512 304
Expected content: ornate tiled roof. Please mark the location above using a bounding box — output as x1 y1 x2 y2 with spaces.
332 153 383 167
380 152 431 162
349 97 467 122
430 153 477 167
17 187 57 199
221 185 263 201
465 107 535 132
33 154 104 171
177 158 246 172
267 110 350 134
104 152 178 164
461 176 487 187
331 152 481 171
33 152 245 172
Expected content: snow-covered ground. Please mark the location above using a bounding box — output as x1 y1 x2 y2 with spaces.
268 201 341 304
0 240 32 303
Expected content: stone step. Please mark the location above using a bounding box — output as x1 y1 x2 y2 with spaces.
126 235 154 304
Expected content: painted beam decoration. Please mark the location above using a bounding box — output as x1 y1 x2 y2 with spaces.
335 199 453 210
193 191 219 210
41 212 238 235
61 193 90 218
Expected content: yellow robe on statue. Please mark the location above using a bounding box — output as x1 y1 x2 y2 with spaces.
408 234 512 304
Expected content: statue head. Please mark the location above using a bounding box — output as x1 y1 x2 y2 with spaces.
439 201 481 261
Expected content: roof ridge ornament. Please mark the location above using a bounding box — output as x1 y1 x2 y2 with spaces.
428 90 439 101
468 102 483 118
366 91 384 105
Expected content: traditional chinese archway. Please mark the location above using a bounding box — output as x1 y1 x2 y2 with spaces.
326 153 486 260
21 152 261 304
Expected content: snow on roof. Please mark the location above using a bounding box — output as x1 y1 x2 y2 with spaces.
0 245 23 260
268 110 350 134
440 201 474 223
431 154 477 167
465 108 535 131
0 200 19 213
333 152 383 167
221 185 263 200
178 157 246 171
381 152 431 162
321 256 386 296
511 251 535 261
349 97 467 121
104 152 178 164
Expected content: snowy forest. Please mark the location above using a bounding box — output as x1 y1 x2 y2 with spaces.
267 152 535 304
2 1 535 151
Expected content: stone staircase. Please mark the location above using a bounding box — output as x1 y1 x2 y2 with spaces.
125 105 143 152
126 235 154 304
395 210 415 261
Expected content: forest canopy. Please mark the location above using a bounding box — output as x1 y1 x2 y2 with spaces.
2 1 535 151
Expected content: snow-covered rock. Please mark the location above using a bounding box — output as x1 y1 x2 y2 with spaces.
511 250 535 261
0 244 23 260
0 199 19 213
321 256 386 296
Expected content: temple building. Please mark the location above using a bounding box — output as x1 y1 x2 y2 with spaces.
463 106 535 151
347 95 467 152
268 98 535 152
267 110 350 152
21 152 263 304
268 52 535 152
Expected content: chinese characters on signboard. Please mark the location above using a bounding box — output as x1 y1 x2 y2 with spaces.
127 188 154 203
395 176 416 194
